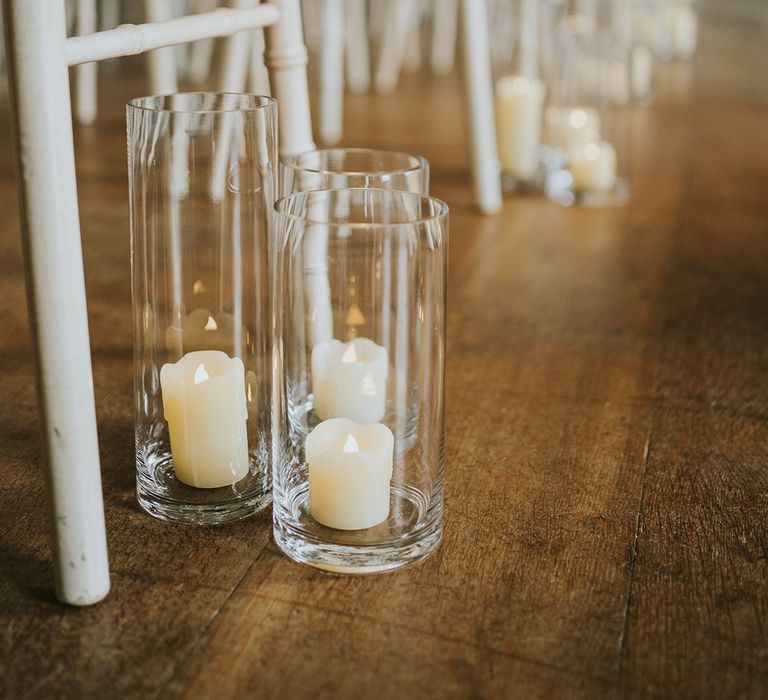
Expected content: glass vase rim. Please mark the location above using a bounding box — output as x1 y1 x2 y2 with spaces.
280 147 429 177
126 92 276 114
274 188 449 228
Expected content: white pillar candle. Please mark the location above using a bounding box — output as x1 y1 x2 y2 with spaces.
160 350 249 488
569 141 617 192
306 418 393 530
546 106 601 152
494 75 545 180
311 337 389 423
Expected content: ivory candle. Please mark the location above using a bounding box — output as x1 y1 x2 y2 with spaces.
160 350 249 488
546 106 601 152
312 338 388 423
569 141 617 192
306 418 393 530
495 75 545 180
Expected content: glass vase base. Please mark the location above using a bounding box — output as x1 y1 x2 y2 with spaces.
137 487 271 525
548 177 630 208
501 171 545 195
273 483 442 574
137 491 272 525
136 450 271 525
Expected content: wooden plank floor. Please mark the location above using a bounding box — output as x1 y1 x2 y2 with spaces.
1 4 767 698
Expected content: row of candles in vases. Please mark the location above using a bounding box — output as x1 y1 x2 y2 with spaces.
492 0 698 202
496 76 617 194
160 308 391 532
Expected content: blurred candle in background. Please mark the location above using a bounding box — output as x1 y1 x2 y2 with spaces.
546 106 601 151
570 141 617 192
495 75 545 180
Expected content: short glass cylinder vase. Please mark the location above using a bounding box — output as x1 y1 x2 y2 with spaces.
273 189 447 573
128 93 277 524
280 147 429 195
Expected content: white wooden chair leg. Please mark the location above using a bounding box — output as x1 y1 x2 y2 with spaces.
431 0 458 76
374 0 412 94
3 0 110 606
248 26 271 95
264 0 331 345
264 0 315 157
212 0 255 200
403 4 421 74
344 0 369 94
75 0 98 124
188 0 219 85
144 0 178 94
460 0 502 214
172 0 190 80
219 0 255 93
319 0 344 145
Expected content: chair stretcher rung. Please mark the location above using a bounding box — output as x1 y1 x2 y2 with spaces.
65 5 279 66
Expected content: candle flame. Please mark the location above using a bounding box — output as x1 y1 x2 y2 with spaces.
342 434 359 453
192 279 207 294
204 315 218 331
346 303 366 326
341 343 358 363
193 363 210 384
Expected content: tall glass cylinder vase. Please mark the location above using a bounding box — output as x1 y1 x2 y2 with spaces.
273 189 447 573
128 93 277 524
280 147 429 195
541 3 632 207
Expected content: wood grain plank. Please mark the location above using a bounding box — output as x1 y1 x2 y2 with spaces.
618 17 768 695
0 570 239 699
618 406 768 697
